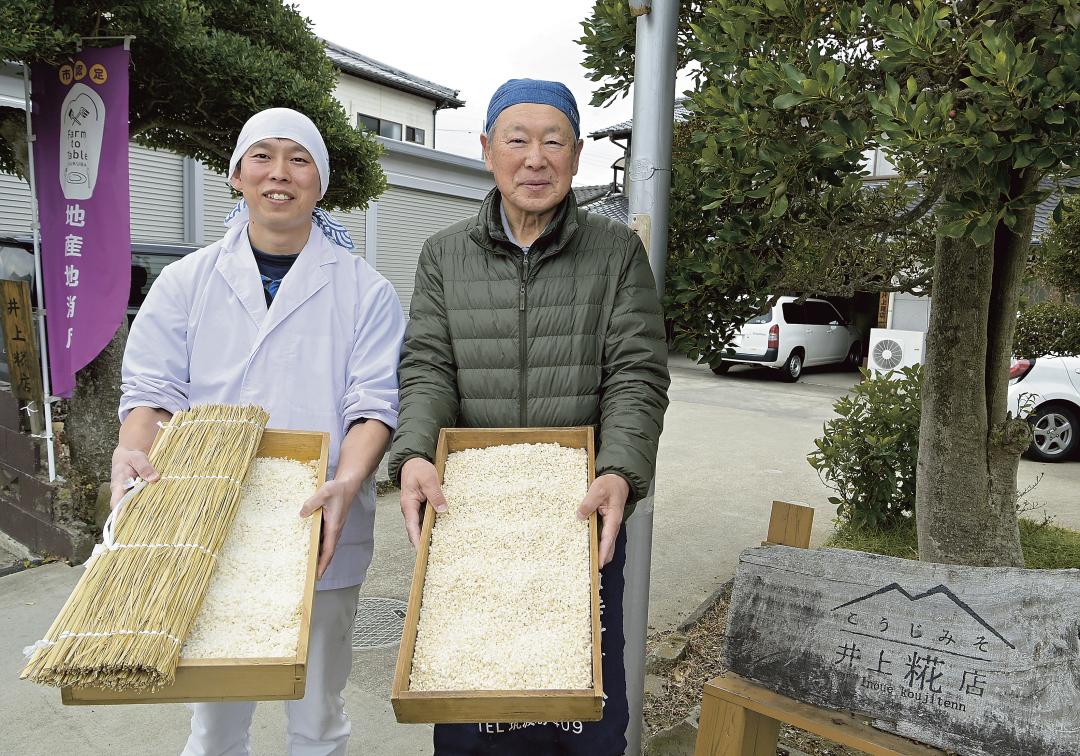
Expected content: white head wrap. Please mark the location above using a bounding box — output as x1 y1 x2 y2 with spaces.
224 107 354 249
229 107 329 195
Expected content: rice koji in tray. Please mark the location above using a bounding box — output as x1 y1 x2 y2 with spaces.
391 426 604 724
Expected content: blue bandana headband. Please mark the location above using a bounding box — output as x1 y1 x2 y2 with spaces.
484 79 580 138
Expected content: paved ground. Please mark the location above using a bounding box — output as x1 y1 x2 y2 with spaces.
0 528 31 571
3 355 1078 755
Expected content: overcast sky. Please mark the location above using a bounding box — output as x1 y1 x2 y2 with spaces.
294 1 638 186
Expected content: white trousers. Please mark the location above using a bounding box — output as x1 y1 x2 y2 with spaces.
181 585 361 756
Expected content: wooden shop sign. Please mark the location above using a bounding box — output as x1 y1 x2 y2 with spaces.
0 280 43 405
725 546 1080 756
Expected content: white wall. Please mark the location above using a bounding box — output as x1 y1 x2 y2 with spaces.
334 75 435 147
861 148 899 178
378 138 492 200
890 291 930 332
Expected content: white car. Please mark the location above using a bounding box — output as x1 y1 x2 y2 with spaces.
1008 355 1080 462
713 296 863 382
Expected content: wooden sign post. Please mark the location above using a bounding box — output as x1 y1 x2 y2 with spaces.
724 546 1080 755
0 280 44 434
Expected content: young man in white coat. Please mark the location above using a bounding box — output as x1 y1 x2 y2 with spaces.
111 108 405 756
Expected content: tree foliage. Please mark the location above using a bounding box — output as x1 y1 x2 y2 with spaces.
582 1 939 368
1034 193 1080 300
0 1 387 533
582 0 1080 565
1014 300 1080 356
0 0 384 210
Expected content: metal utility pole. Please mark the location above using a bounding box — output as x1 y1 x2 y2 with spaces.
23 64 57 481
627 0 677 299
623 1 678 754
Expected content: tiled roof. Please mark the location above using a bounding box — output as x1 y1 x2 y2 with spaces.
589 98 692 140
863 175 1080 243
1033 176 1080 242
573 184 614 206
577 187 630 225
323 40 465 109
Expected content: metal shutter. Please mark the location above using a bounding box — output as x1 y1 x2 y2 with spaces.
376 187 479 315
129 145 185 243
0 172 32 236
202 166 236 243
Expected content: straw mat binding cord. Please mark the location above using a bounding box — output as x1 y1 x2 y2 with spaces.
20 404 269 692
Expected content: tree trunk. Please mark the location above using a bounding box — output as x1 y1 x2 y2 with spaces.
65 321 128 526
916 172 1037 567
0 110 30 180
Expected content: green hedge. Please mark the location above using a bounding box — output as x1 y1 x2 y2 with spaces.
808 365 922 529
1014 301 1080 358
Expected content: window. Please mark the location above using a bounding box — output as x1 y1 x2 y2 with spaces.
782 302 808 325
357 113 404 142
746 310 772 324
800 301 832 326
357 113 379 133
808 301 844 325
406 126 426 145
379 120 402 140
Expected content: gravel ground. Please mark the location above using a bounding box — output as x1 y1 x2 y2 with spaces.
642 582 867 756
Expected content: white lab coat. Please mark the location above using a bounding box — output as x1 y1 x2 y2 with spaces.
120 222 405 589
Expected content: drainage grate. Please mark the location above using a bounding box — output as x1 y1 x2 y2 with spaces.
352 596 408 650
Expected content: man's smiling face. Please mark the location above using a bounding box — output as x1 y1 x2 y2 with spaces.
481 103 582 221
230 138 321 237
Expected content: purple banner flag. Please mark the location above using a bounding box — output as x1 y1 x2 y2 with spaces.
31 46 131 398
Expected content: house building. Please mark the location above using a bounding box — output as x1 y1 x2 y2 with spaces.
0 42 493 318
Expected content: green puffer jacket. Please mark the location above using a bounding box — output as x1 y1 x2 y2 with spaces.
387 188 670 508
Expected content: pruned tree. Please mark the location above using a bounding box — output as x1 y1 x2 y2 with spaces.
0 0 385 528
582 0 1080 567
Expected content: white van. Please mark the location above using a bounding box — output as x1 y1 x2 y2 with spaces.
714 296 863 381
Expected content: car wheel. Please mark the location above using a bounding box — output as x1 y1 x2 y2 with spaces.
846 342 862 371
1026 404 1079 462
711 361 731 376
779 350 803 382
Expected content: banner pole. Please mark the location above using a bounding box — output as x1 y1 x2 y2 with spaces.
22 63 58 482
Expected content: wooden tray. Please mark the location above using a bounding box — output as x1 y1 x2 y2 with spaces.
391 427 604 724
61 428 328 705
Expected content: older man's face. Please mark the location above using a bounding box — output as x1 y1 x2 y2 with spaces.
482 103 582 220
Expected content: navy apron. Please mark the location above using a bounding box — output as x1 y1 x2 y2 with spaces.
433 528 630 756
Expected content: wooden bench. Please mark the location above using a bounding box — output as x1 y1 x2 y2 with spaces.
694 502 946 756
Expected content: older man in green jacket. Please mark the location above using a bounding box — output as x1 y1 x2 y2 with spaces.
388 79 669 755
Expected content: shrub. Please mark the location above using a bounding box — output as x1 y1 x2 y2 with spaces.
808 365 922 529
1033 194 1080 300
1013 301 1080 358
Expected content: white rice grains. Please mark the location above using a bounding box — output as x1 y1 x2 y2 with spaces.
409 442 593 691
180 457 316 659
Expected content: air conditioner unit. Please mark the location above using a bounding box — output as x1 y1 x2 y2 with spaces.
868 329 925 377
